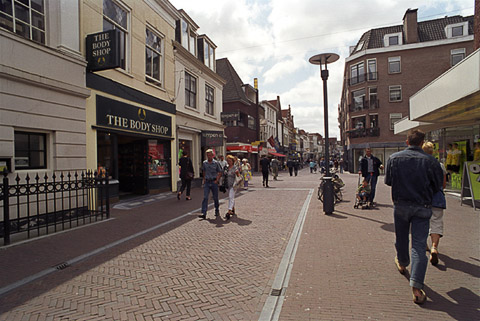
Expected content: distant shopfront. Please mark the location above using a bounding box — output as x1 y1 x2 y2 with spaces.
87 73 175 200
201 130 224 157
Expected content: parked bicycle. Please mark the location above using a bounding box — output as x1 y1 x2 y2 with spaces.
317 172 344 204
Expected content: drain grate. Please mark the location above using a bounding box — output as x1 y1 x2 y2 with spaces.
54 262 70 270
271 288 282 296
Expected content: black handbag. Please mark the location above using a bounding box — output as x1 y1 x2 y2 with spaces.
185 159 194 180
219 166 228 193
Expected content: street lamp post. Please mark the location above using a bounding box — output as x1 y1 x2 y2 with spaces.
309 53 339 215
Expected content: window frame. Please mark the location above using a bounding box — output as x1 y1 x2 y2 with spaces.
247 115 256 130
389 85 402 102
445 22 468 38
452 26 463 37
369 114 379 128
351 115 366 130
368 87 378 109
384 32 403 47
367 59 377 81
352 88 366 110
451 48 466 66
103 0 130 71
184 71 197 109
180 18 196 55
388 56 401 74
0 0 46 44
145 26 164 86
205 84 214 115
14 131 47 170
350 61 365 85
389 113 403 130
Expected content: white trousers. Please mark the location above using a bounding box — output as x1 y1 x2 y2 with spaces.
228 187 235 210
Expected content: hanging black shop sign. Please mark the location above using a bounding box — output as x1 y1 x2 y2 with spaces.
86 30 121 71
201 131 224 147
96 96 172 137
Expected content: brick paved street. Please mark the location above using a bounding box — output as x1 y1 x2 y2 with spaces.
0 168 479 320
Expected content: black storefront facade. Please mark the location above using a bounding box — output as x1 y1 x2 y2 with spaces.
87 73 175 201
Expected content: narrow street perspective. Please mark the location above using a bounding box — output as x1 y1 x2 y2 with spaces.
1 0 479 320
1 169 478 320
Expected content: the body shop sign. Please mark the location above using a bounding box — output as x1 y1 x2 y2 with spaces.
86 30 121 71
96 96 171 137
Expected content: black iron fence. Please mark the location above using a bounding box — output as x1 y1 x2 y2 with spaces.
1 170 109 246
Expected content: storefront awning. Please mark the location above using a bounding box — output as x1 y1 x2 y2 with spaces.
269 152 286 157
226 144 258 153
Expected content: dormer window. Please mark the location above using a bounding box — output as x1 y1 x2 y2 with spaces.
452 26 463 37
445 22 468 38
356 41 365 52
180 18 196 55
389 36 398 45
384 32 403 47
197 36 216 71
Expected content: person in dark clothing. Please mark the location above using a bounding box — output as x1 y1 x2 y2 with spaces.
385 129 443 305
293 159 299 176
287 159 294 176
359 148 383 206
260 155 271 187
178 152 194 200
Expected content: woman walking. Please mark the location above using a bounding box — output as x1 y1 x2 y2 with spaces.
178 152 194 200
241 158 251 189
422 141 447 266
225 155 241 219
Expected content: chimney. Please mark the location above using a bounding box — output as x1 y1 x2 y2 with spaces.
403 8 419 44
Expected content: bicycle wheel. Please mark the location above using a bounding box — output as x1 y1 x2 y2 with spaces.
334 189 343 204
318 183 324 202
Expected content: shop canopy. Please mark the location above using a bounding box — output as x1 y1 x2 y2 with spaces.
269 152 286 157
395 49 480 134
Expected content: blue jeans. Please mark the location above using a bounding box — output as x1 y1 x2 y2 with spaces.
202 181 219 215
394 204 432 289
365 173 378 202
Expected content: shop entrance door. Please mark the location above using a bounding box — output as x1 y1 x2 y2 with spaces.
118 136 149 197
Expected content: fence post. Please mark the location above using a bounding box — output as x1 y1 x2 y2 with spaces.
105 171 110 219
2 169 10 245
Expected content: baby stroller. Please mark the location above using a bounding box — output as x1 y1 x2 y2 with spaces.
354 174 371 209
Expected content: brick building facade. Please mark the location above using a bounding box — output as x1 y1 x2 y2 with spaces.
339 9 474 172
216 58 260 170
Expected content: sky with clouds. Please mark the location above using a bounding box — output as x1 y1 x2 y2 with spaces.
170 0 474 138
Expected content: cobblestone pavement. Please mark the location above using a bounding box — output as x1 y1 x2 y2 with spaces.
0 168 479 320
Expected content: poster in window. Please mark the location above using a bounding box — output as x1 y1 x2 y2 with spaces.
148 140 169 176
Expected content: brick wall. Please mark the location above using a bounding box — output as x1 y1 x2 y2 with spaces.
345 39 474 146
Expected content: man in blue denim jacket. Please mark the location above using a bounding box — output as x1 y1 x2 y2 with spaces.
385 129 443 305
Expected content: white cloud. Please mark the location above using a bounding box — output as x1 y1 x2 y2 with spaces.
170 0 474 138
263 57 307 84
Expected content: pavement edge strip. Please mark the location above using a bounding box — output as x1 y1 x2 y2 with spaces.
258 188 314 321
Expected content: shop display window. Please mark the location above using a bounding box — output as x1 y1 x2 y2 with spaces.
178 139 192 159
97 132 113 177
148 139 169 176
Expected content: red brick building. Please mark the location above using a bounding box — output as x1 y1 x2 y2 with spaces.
339 9 474 172
216 58 260 169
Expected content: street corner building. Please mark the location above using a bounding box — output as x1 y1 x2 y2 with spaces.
339 8 476 175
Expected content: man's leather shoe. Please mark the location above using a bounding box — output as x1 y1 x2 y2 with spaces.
198 214 206 219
